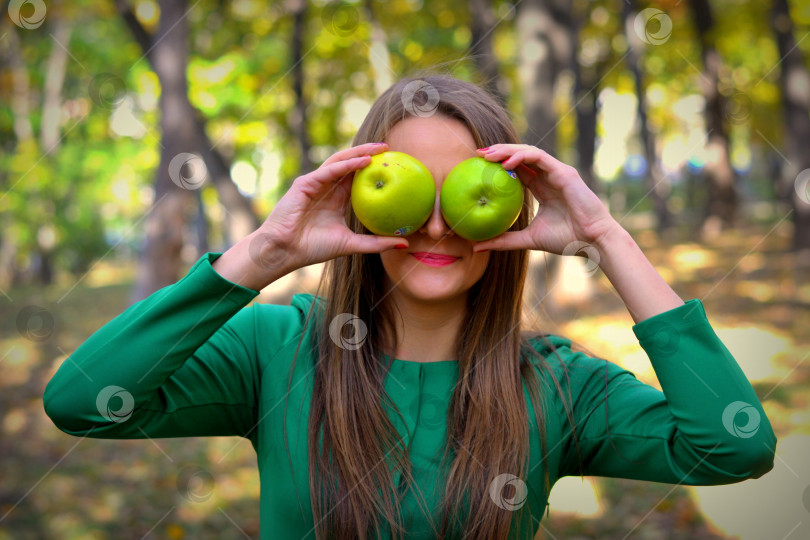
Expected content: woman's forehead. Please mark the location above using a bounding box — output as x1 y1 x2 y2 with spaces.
385 115 477 169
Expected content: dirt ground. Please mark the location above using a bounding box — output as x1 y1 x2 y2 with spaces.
1 219 807 539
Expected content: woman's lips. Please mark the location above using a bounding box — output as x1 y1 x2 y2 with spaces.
411 252 460 267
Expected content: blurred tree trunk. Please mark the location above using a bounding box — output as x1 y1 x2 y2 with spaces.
191 112 259 249
771 0 810 252
40 21 70 154
36 20 72 286
570 3 601 198
688 0 738 238
365 0 393 96
623 0 672 234
469 0 507 105
289 0 313 176
131 0 197 302
116 0 260 256
516 0 572 155
0 25 30 290
518 0 598 314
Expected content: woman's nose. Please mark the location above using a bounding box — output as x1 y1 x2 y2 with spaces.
419 196 454 239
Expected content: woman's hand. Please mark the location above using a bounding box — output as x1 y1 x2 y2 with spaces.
259 142 410 267
472 144 620 255
213 143 407 290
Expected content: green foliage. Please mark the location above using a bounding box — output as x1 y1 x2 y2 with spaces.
0 0 807 285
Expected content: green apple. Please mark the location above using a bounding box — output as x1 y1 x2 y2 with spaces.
351 151 436 236
440 157 524 241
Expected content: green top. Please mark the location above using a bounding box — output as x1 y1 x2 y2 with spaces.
43 253 777 539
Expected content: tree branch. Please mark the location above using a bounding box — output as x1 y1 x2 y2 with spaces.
114 0 155 65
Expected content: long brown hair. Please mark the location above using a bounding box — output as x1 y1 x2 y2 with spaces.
283 72 582 539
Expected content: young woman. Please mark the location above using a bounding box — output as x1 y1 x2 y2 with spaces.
44 74 776 540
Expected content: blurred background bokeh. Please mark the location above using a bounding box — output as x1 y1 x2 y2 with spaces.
1 0 809 538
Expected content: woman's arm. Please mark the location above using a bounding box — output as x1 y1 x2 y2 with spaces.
593 223 685 323
473 144 776 485
556 299 776 485
43 253 266 439
44 143 405 441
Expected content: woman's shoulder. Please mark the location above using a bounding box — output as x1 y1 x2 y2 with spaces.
246 293 325 343
250 293 324 317
522 332 630 381
522 333 575 366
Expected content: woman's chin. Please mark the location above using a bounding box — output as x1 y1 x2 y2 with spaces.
391 277 467 304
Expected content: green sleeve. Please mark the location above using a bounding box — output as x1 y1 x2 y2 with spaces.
43 253 268 440
557 298 776 485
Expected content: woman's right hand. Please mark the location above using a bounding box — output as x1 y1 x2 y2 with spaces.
213 142 408 290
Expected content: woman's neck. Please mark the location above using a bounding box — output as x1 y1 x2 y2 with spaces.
382 289 467 363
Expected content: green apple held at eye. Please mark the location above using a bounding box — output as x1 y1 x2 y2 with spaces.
351 151 436 237
440 157 524 241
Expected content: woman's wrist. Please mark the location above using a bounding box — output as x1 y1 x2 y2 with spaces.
211 229 293 291
594 223 685 324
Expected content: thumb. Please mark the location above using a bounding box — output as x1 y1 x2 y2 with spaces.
347 234 409 255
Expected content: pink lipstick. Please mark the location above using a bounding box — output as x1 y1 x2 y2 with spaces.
411 252 460 267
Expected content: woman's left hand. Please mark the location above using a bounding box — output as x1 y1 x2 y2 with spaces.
472 144 620 255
